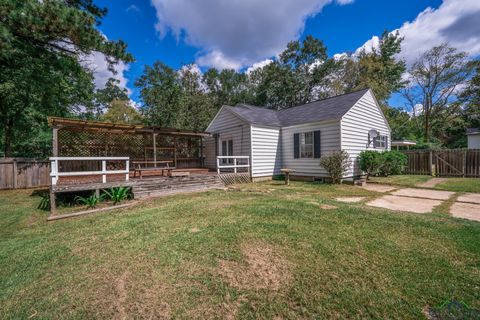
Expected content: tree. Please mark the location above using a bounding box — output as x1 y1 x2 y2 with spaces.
339 31 406 105
403 44 475 143
135 62 184 128
0 0 133 157
460 60 480 129
92 78 129 118
101 99 143 124
250 35 339 110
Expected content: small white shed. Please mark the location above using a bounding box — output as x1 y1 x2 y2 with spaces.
467 128 480 149
204 89 391 180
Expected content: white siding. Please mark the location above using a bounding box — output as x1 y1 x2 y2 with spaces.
204 107 251 169
341 90 391 177
281 120 341 177
468 135 480 149
251 125 281 177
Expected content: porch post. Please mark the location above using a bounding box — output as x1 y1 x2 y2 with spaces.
153 132 157 167
173 136 177 168
52 128 59 157
200 137 204 168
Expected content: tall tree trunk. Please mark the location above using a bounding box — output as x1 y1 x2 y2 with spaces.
3 118 13 157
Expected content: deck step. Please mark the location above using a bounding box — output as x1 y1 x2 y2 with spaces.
131 174 224 199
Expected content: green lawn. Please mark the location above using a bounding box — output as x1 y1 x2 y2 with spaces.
370 175 480 193
1 182 479 319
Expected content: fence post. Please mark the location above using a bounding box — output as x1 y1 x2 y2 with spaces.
12 159 17 189
463 149 467 177
428 150 433 176
216 157 220 174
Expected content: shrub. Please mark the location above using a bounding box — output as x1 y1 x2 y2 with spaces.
75 194 104 209
104 187 131 205
380 151 407 176
359 150 383 179
319 150 351 184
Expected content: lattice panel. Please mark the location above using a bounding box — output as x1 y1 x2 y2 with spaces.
57 129 203 162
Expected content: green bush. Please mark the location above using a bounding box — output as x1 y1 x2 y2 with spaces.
359 150 408 178
380 151 407 176
319 150 351 184
104 187 131 205
359 150 383 179
75 194 104 209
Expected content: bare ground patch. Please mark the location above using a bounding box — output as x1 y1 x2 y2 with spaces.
218 241 292 291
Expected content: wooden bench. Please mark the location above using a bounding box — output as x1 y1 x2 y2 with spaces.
132 161 175 179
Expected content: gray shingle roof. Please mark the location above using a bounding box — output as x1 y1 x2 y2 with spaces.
227 89 370 127
467 128 480 135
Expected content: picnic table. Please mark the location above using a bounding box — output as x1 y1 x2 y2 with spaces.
132 160 175 179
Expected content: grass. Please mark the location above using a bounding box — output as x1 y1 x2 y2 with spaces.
1 182 479 319
370 175 480 193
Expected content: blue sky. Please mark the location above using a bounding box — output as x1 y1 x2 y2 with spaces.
91 0 479 109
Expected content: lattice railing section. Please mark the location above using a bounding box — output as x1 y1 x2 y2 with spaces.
57 129 204 170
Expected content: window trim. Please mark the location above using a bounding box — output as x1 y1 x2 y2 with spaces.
373 135 388 149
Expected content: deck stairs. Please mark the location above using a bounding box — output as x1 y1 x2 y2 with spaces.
131 173 225 199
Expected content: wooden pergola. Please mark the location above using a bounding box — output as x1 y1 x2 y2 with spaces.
48 117 211 168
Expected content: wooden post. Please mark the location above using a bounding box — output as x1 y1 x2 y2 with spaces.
12 159 17 189
285 172 290 185
153 133 157 167
49 187 56 216
463 149 467 177
95 189 100 198
52 128 58 157
428 150 433 176
125 159 129 181
200 137 204 168
173 136 177 168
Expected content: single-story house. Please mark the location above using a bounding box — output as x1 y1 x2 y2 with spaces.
204 88 391 181
467 128 480 149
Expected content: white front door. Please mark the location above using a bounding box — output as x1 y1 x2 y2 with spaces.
221 139 233 164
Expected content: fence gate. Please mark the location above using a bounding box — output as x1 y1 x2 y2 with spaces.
401 149 480 178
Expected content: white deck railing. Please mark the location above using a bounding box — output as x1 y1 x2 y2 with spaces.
50 157 130 185
216 156 250 174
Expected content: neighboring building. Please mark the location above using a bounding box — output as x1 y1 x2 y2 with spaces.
204 88 391 180
467 128 480 149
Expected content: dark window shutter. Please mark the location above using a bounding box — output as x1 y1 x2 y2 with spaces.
314 130 321 158
293 133 299 159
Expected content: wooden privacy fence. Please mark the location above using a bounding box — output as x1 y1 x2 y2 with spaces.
401 149 480 177
0 158 51 189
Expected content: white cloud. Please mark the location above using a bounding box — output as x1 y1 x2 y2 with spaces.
196 50 243 70
246 59 273 74
356 0 480 65
81 52 131 94
126 4 141 13
150 0 354 70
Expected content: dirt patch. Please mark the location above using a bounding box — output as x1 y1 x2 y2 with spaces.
361 184 397 193
335 197 365 203
417 178 448 188
366 195 442 213
114 271 129 320
218 241 291 291
450 202 480 222
456 193 480 204
189 227 200 233
391 188 455 200
307 201 337 210
320 204 337 210
191 294 247 320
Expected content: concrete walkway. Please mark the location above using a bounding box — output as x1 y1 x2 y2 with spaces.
362 184 480 222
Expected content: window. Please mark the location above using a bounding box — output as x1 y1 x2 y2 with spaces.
300 132 314 158
374 135 388 149
221 139 233 164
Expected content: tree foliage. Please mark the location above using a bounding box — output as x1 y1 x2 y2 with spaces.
0 0 133 157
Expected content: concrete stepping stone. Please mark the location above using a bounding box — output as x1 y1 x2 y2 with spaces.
366 195 442 213
335 197 365 203
456 193 480 204
450 202 480 222
361 184 397 193
391 188 455 200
